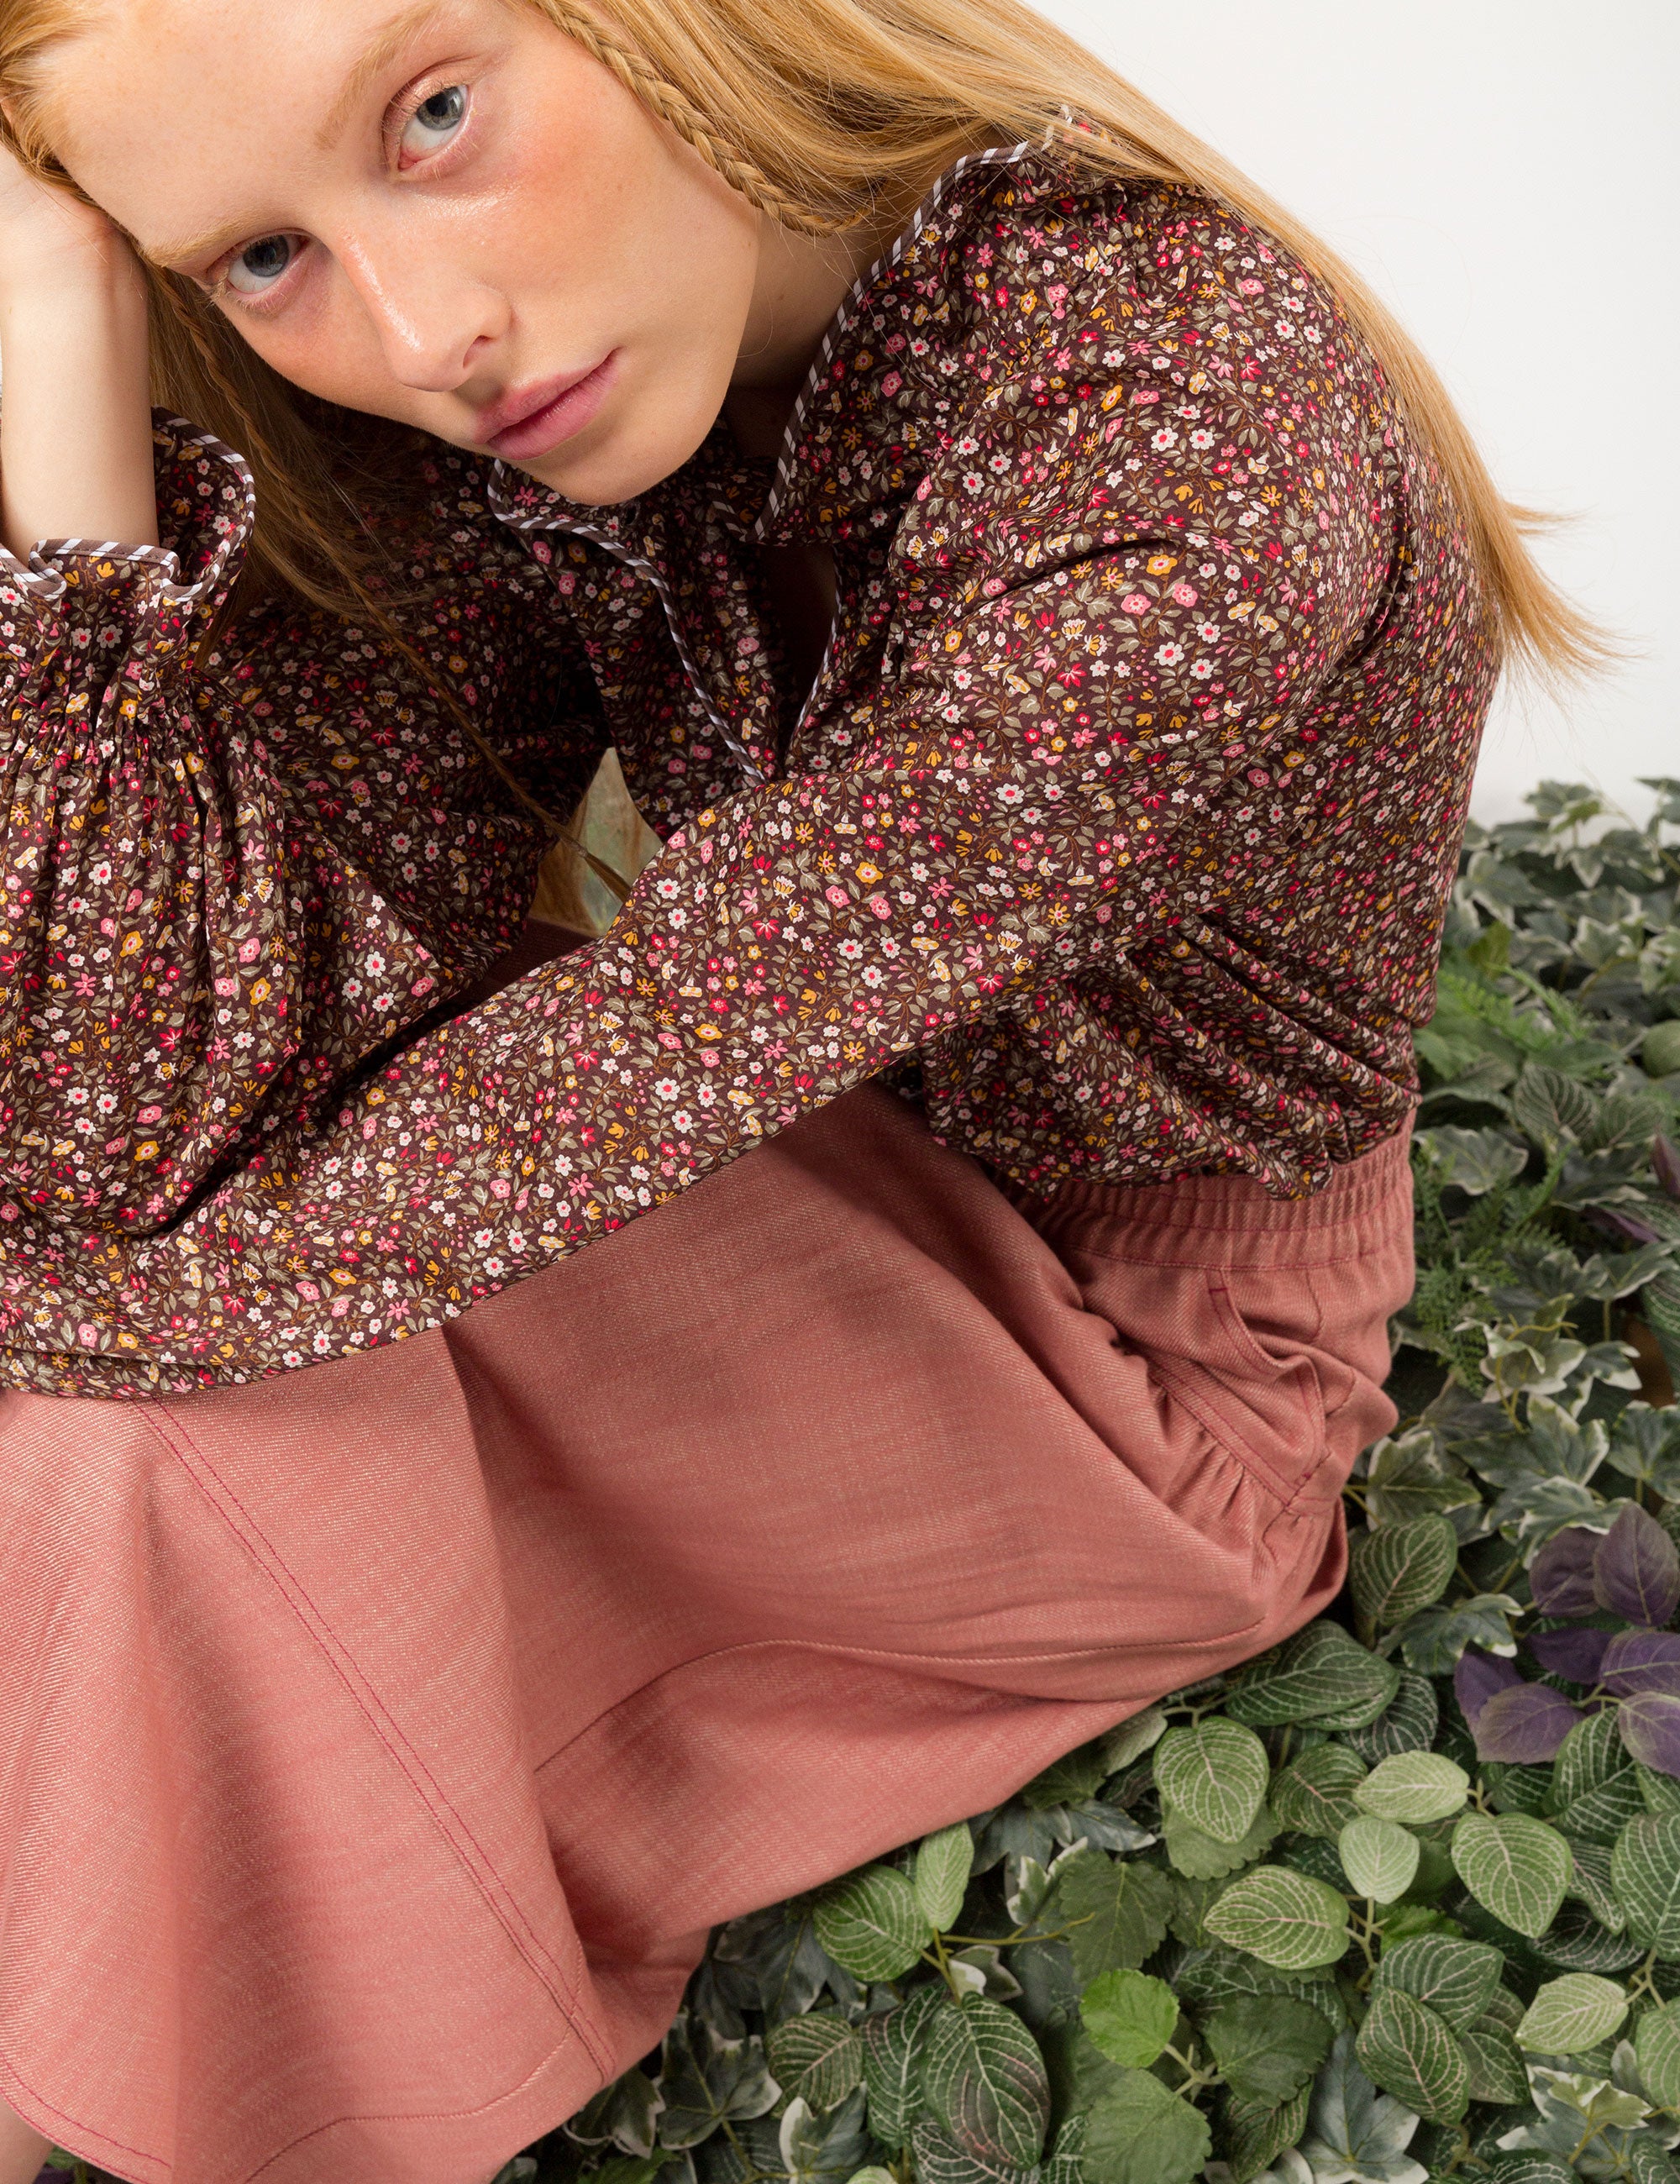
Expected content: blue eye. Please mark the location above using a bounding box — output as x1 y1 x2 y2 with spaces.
227 234 302 295
401 84 468 160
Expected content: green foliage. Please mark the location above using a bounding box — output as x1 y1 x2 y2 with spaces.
513 790 1680 2184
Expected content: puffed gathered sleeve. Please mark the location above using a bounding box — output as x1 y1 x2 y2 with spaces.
0 418 300 1241
2 361 1404 1391
0 414 601 1259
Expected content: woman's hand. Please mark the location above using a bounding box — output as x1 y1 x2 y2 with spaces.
0 136 160 553
0 134 133 297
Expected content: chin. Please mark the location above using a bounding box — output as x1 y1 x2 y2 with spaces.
520 377 727 507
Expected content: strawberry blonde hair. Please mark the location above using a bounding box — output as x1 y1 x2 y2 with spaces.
0 0 1606 868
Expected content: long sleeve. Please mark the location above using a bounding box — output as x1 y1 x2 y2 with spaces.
0 349 1406 1391
0 416 601 1261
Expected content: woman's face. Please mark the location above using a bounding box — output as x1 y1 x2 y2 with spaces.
42 0 852 501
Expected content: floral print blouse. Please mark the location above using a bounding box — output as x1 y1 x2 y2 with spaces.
0 144 1498 1396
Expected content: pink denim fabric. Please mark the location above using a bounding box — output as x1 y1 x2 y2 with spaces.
0 1061 1413 2184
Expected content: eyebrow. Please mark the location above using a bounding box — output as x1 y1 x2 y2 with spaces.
139 0 454 270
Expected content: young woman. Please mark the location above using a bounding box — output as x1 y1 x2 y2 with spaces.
0 0 1595 2178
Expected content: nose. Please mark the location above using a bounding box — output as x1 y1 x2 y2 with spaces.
334 230 509 394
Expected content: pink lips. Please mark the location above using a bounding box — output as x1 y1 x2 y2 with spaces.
479 353 618 460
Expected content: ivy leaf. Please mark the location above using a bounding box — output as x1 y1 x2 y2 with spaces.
915 1824 975 1934
1079 1969 1180 2070
1349 1518 1459 1628
1204 1866 1352 1971
779 2088 870 2184
1354 1987 1471 2125
1338 1818 1420 1904
764 2016 864 2113
1152 1719 1269 1844
1352 1753 1470 1824
1610 1814 1680 1952
1516 1974 1629 2054
656 2016 781 2148
1272 1746 1370 1839
813 1868 930 1981
1451 1811 1573 1936
1400 1594 1521 1675
1417 1126 1530 1195
1298 2033 1427 2184
1363 1432 1481 1530
1053 1851 1173 1978
922 1993 1049 2171
1204 1994 1334 2108
1372 1935 1503 2032
1473 1683 1584 1762
1635 1998 1680 2107
1083 2069 1211 2184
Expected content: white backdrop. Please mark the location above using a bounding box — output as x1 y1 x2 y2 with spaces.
1034 0 1677 824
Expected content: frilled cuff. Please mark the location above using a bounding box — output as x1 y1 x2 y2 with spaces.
0 414 256 690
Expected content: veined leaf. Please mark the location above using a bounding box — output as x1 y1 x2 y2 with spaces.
1635 1998 1680 2107
1349 1517 1458 1628
860 1984 943 2152
1451 1811 1572 1937
764 2016 864 2113
1372 1935 1502 2033
1152 1719 1269 1845
921 1994 1049 2171
1272 1745 1369 1839
1352 1753 1469 1824
812 1868 930 1981
1355 1987 1470 2125
915 1824 974 1934
1610 1813 1680 1954
1203 1865 1352 1971
1516 1973 1628 2054
1338 1818 1420 1905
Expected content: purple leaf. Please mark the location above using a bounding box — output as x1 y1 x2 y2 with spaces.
1589 1207 1665 1247
1593 1504 1680 1628
1600 1629 1680 1698
1473 1681 1584 1761
1529 1625 1614 1683
1654 1133 1680 1203
1456 1646 1525 1729
1530 1526 1604 1618
1616 1693 1680 1777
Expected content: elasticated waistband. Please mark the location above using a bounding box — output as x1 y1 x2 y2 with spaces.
1004 1126 1415 1271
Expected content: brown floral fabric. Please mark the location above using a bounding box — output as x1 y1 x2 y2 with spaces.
0 144 1498 1395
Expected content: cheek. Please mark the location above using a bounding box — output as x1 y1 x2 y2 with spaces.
225 291 412 422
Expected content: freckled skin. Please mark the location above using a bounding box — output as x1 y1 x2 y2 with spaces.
44 0 873 505
0 154 1498 1393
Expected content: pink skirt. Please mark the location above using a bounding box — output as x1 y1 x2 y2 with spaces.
0 1052 1413 2184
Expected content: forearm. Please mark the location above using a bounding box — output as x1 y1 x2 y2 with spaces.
0 244 158 554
